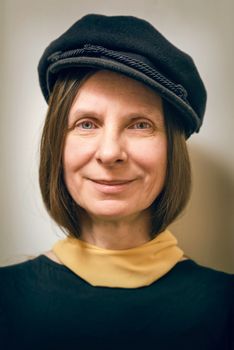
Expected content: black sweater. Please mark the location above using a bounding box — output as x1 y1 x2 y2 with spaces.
0 255 233 350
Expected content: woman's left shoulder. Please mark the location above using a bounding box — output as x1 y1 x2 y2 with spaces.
176 259 234 293
179 259 234 277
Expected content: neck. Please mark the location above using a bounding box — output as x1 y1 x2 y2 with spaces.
79 210 152 250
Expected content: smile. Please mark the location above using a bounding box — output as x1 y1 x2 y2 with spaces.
89 179 134 193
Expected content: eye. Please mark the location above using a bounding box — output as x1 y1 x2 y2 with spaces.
75 120 97 130
130 121 152 129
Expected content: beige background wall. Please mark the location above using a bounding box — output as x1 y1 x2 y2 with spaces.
0 0 233 272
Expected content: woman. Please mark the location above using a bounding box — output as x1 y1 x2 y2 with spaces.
0 14 233 350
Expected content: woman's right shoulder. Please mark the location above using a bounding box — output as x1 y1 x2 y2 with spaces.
0 256 37 286
0 254 56 286
0 253 66 291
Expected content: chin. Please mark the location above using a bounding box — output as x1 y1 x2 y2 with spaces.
85 202 136 219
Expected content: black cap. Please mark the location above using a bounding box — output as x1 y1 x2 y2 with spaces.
38 14 207 137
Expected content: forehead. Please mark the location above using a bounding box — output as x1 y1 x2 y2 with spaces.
69 70 164 116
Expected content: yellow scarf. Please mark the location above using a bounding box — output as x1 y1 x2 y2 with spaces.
52 230 184 288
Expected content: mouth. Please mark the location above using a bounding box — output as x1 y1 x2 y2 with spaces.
89 179 135 193
91 179 134 185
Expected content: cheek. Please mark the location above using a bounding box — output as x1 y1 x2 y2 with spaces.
132 136 167 179
62 136 94 173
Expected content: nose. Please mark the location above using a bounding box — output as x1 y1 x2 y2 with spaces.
95 130 128 166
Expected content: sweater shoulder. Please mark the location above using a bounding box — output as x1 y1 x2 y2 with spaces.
171 259 234 285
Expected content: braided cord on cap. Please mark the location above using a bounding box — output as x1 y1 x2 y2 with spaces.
47 44 189 103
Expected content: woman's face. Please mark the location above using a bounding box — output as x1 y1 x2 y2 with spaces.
63 70 167 222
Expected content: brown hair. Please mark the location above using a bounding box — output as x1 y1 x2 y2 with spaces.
39 68 191 238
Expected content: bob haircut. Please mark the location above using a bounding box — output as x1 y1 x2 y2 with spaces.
39 67 191 238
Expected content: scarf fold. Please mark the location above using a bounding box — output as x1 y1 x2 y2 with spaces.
52 230 184 288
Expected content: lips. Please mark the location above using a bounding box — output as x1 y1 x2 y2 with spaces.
91 179 133 185
89 179 135 193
